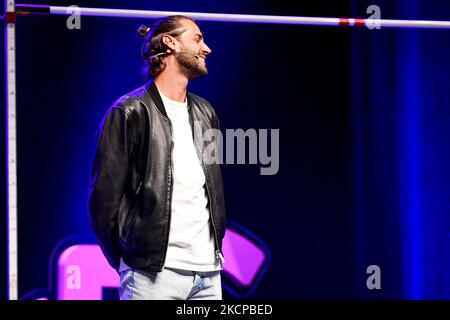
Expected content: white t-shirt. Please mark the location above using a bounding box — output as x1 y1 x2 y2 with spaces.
160 90 220 272
119 89 221 273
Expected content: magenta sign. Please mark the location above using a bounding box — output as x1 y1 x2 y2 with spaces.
57 245 119 300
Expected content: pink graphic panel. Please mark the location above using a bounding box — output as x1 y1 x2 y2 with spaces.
222 229 266 286
57 245 118 300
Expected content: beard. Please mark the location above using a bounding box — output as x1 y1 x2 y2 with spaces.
175 46 208 79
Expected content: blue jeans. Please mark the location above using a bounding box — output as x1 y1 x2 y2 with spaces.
118 267 222 300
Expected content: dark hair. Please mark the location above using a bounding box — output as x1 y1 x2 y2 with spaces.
138 15 195 80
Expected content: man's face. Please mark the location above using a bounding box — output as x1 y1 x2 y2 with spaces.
174 19 212 79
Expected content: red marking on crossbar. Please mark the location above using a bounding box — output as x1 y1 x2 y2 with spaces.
339 18 366 27
5 12 16 24
339 18 350 26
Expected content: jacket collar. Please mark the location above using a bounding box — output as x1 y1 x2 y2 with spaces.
145 80 193 119
145 80 167 118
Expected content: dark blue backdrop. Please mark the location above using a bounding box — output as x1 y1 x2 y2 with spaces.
1 0 449 299
352 0 450 299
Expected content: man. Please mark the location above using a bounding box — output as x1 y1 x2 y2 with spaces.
88 15 227 300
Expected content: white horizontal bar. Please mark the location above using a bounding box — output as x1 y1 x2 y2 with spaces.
50 6 342 25
377 19 450 28
26 5 446 29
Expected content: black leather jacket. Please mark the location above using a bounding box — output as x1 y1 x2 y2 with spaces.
88 81 227 272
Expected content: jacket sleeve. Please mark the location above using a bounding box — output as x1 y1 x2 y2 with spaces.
88 106 133 271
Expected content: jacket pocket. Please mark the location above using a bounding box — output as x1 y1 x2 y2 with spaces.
122 180 144 240
122 208 137 241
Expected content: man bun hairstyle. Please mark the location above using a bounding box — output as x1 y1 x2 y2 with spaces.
138 15 195 80
137 24 150 38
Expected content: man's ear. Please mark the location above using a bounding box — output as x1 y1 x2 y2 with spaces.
162 35 177 51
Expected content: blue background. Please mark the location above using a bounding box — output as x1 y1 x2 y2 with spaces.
1 0 449 299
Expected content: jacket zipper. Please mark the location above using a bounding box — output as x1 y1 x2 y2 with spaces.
135 182 142 195
159 120 174 271
199 151 225 267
